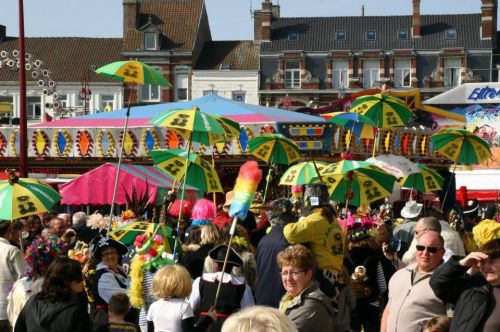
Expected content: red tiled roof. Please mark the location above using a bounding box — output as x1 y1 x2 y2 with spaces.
0 37 124 83
195 41 260 70
123 0 205 52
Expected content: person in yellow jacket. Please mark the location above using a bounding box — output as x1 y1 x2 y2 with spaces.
473 204 500 248
283 183 345 298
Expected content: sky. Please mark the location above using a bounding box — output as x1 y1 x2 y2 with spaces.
0 0 488 40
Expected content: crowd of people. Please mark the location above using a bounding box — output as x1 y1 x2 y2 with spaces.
1 183 500 332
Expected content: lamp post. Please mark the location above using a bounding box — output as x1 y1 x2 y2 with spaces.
18 0 27 177
79 74 92 114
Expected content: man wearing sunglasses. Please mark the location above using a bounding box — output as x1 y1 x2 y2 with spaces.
381 231 446 332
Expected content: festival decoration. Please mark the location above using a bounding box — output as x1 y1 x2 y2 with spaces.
31 130 50 157
119 130 138 157
24 235 62 280
141 128 160 152
0 132 6 157
52 129 72 157
96 129 116 157
8 129 19 157
76 129 94 157
67 241 90 264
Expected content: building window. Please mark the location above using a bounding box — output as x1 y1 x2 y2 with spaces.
99 95 114 111
335 31 347 41
27 96 41 120
397 29 409 40
394 59 411 87
57 94 68 109
362 59 380 88
232 91 246 102
284 61 301 89
366 31 377 41
288 32 299 41
444 58 461 87
445 28 457 40
144 32 157 50
140 85 160 102
332 59 349 88
175 75 188 101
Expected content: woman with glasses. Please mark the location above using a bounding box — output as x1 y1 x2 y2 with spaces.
277 245 334 332
87 236 131 330
430 238 500 332
14 256 91 332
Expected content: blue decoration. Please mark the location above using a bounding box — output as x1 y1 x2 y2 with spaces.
57 131 67 154
145 130 156 151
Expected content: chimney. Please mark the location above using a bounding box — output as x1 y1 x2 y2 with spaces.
123 0 139 39
481 0 498 39
261 0 272 42
412 0 421 38
272 3 280 19
362 5 365 17
253 9 262 41
0 25 5 41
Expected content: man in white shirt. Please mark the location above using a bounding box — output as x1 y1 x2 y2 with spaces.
0 221 25 331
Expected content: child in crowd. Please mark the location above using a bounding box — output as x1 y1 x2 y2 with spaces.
147 265 216 332
95 293 140 332
423 316 451 332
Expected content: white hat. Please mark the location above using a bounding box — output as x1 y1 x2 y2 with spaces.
400 200 423 219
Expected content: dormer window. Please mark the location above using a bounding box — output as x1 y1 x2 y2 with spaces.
144 32 157 50
398 29 409 40
366 31 377 41
336 31 347 41
288 32 299 41
445 28 457 40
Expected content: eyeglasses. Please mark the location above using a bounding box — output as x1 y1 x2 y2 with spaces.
279 269 305 277
416 245 441 253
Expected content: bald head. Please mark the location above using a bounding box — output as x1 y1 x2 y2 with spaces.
415 216 441 238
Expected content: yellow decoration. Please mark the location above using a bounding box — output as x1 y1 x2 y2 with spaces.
8 130 18 157
123 131 134 156
345 130 351 150
421 135 427 155
35 131 48 156
129 256 144 309
384 131 391 153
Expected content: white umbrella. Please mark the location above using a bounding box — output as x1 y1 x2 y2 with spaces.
366 154 420 179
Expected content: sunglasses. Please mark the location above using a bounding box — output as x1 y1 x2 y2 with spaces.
416 245 441 253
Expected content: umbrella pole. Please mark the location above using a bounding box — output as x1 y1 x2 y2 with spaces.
107 82 135 232
213 215 238 308
343 180 351 235
173 135 192 259
372 128 380 158
309 150 323 183
263 154 274 203
212 151 217 206
440 161 458 211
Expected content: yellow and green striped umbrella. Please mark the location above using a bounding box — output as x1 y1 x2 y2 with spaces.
318 160 396 206
398 164 444 193
430 128 492 165
0 174 61 220
350 94 413 129
95 60 171 86
149 107 237 146
151 148 222 193
248 133 301 165
279 161 329 186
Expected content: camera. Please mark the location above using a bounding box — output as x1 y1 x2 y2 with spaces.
385 240 400 253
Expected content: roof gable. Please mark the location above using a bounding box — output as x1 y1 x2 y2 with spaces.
195 41 260 70
123 0 205 52
261 14 493 53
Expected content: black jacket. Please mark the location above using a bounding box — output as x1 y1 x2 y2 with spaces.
14 292 92 332
255 225 290 307
429 256 494 332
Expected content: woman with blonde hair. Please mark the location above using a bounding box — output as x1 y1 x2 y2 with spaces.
147 264 215 332
222 306 298 332
180 223 219 279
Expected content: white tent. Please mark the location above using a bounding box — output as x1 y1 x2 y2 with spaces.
423 83 500 105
